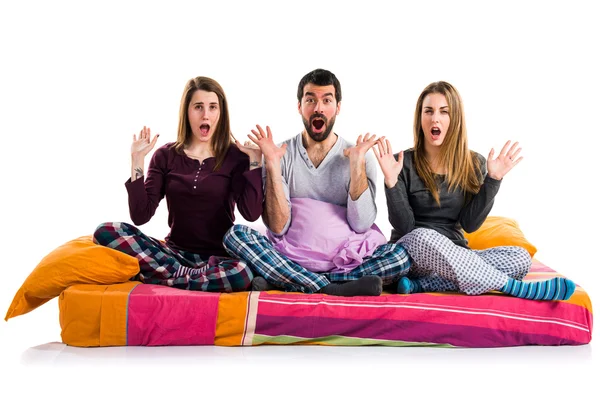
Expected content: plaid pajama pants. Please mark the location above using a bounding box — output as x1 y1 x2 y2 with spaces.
93 222 253 292
398 228 531 295
223 224 411 294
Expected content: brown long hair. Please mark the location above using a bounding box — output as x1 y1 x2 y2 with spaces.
173 76 232 170
413 81 482 205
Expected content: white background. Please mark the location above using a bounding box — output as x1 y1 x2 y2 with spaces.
0 0 598 398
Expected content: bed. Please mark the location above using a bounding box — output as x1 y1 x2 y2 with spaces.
5 216 594 348
57 259 592 347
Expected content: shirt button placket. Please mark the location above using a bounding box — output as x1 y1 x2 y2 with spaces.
193 161 204 190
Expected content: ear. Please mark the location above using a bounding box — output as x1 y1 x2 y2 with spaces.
336 101 341 115
298 101 302 114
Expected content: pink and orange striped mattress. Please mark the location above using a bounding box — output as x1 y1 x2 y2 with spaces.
58 260 593 347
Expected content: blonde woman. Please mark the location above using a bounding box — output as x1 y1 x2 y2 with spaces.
373 81 575 301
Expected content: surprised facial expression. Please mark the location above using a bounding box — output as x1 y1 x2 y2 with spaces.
421 92 450 149
188 90 220 143
298 83 340 142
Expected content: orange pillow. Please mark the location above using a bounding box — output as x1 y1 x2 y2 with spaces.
5 235 139 321
463 216 537 257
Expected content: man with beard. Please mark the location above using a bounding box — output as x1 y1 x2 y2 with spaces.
223 69 411 296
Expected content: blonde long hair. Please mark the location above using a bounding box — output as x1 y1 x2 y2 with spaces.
173 76 232 171
413 81 482 205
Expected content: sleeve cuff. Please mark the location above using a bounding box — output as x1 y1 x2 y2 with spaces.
125 177 145 197
243 167 264 185
484 175 503 186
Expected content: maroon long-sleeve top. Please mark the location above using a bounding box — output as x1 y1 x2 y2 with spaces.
125 142 264 257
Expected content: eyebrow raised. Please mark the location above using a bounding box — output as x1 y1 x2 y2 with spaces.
305 91 334 98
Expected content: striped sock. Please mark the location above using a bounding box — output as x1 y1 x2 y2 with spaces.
397 277 423 294
500 277 576 301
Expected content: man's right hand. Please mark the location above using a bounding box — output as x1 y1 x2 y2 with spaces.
248 125 287 166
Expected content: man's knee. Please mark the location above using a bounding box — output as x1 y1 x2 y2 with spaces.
223 224 260 250
223 224 244 248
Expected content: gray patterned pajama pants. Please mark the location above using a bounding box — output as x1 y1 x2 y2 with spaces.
398 228 531 295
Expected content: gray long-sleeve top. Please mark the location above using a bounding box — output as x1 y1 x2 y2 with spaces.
384 149 501 248
264 133 378 236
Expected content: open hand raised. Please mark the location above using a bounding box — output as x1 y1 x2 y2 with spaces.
372 138 404 188
132 126 159 160
248 125 287 165
343 133 379 161
234 136 262 166
487 140 523 180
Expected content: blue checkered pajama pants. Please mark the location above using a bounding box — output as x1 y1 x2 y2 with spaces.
223 224 411 293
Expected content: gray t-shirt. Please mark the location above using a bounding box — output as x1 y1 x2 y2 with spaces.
384 149 501 248
264 133 378 236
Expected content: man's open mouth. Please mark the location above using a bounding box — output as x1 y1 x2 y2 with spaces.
311 117 325 132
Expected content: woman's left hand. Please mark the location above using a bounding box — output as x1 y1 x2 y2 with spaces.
487 140 523 180
235 138 263 168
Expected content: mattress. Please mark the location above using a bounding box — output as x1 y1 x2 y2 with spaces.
58 260 593 347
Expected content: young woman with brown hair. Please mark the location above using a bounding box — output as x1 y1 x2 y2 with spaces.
93 77 264 292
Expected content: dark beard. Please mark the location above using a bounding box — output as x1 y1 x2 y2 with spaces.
302 114 336 142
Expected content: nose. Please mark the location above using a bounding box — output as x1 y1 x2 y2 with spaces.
432 111 439 123
314 101 324 114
